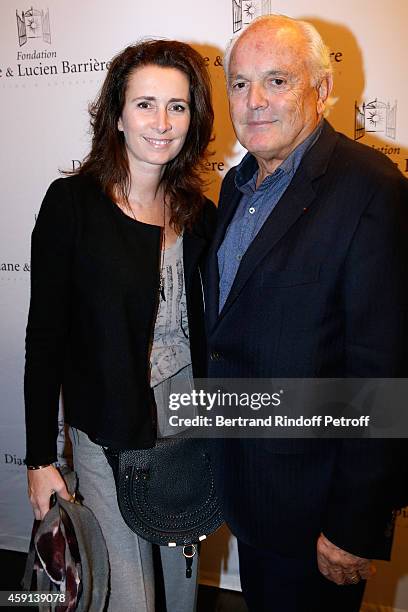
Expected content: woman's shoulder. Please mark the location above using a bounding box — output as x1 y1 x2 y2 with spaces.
37 174 104 231
41 173 100 206
47 173 101 197
42 173 104 214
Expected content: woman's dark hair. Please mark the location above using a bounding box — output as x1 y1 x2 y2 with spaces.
76 39 214 231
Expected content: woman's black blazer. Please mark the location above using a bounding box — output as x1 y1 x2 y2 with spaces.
24 174 216 465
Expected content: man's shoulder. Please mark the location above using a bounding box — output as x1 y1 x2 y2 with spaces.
190 197 217 240
330 128 405 185
220 165 238 191
217 166 240 212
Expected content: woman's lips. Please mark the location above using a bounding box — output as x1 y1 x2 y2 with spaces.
143 136 173 147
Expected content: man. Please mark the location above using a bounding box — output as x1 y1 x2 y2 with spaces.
206 14 408 612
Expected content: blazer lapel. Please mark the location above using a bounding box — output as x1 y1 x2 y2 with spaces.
183 228 206 293
206 175 241 332
219 170 316 318
218 121 339 321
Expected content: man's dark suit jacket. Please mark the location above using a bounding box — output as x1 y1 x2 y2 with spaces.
206 120 408 560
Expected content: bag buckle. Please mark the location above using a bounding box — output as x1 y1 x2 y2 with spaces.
182 544 197 579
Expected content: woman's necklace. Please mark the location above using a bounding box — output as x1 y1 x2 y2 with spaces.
127 200 166 301
158 209 166 301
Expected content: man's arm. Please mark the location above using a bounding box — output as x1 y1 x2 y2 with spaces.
320 172 408 578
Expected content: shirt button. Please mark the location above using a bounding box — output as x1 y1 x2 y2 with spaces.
237 254 242 261
249 207 256 214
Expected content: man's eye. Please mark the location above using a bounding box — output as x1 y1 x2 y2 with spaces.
269 78 286 87
137 101 151 109
232 81 247 90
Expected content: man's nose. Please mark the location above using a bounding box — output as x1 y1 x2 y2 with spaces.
154 107 172 133
247 82 268 110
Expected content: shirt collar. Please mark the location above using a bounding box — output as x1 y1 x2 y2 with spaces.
235 120 324 193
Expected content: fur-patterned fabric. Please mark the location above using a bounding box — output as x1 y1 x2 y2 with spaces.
22 468 109 611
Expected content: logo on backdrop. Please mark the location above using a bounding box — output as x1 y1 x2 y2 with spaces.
16 7 51 47
232 0 272 33
0 261 30 280
1 7 110 77
354 99 397 141
4 453 26 466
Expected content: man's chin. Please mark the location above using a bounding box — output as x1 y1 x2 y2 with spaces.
245 142 282 159
239 133 281 154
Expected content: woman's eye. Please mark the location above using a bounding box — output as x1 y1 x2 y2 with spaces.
137 101 151 109
170 104 186 112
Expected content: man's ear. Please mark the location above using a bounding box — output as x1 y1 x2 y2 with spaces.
316 75 333 115
118 116 123 132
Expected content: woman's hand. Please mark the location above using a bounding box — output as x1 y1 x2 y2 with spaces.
27 465 71 520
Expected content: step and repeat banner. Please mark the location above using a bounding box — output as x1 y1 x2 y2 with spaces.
1 1 407 609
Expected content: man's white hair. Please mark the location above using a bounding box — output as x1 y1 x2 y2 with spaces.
223 14 333 87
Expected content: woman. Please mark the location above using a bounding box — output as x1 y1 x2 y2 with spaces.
24 39 215 611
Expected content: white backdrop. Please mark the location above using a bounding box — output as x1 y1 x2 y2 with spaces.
1 1 407 609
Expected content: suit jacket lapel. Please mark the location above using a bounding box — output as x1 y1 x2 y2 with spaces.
206 174 241 331
216 120 339 322
183 228 206 293
219 169 315 318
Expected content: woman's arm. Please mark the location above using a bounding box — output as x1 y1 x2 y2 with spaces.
24 178 76 514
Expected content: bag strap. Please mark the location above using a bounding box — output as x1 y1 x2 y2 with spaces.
59 465 78 496
21 521 39 590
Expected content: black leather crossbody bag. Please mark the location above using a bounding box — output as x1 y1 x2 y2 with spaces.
104 437 223 577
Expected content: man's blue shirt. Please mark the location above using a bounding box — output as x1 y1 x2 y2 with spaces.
217 122 324 312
